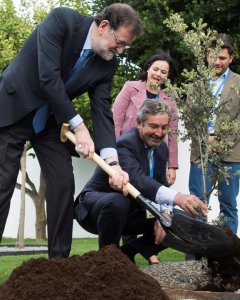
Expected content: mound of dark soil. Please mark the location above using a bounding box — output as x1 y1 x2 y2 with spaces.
0 245 169 300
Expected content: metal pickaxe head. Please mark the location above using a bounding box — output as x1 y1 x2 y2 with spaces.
60 123 70 142
60 123 76 145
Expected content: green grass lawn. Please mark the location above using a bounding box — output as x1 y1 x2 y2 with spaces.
0 238 184 284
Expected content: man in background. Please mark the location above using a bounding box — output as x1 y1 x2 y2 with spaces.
189 33 240 234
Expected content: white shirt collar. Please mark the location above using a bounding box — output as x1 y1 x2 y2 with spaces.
82 23 93 50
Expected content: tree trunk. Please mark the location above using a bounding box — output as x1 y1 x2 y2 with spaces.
35 172 47 241
197 132 208 206
16 142 27 248
15 142 47 242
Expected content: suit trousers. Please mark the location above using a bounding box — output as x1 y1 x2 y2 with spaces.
189 161 240 234
0 112 74 258
76 192 165 259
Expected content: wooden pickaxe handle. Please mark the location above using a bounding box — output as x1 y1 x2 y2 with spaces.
60 123 171 227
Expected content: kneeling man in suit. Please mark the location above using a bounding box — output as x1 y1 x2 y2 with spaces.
74 100 207 262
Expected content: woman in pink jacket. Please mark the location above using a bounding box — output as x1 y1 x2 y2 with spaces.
113 50 178 185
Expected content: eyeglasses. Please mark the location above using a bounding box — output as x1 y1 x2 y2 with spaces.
111 29 130 49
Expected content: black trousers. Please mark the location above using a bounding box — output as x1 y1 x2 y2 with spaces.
0 112 75 258
75 192 166 259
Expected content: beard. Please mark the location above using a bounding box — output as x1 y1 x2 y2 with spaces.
92 37 116 61
97 50 115 61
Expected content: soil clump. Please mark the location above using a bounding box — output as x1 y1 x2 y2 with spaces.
203 226 240 292
0 245 169 300
143 225 240 293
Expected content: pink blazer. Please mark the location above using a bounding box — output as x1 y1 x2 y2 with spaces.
113 80 179 168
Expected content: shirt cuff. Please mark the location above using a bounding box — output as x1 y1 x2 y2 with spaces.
69 114 83 130
156 186 178 211
100 148 118 160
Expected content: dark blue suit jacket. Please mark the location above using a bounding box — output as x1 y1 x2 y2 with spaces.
75 127 169 221
0 7 118 150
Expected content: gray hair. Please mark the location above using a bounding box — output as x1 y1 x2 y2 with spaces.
137 99 170 123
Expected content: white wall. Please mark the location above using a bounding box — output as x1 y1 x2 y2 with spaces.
4 156 97 239
3 139 240 239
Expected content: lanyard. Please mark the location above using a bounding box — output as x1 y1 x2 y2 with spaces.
212 68 230 97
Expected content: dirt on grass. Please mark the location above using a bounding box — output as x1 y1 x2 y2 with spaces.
0 226 239 299
0 245 169 300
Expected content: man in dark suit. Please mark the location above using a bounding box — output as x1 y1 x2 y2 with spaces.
74 100 208 262
0 4 143 258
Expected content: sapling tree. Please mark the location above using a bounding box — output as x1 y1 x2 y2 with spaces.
163 14 239 210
